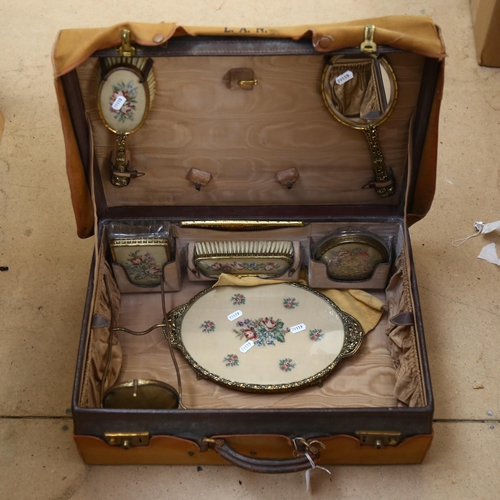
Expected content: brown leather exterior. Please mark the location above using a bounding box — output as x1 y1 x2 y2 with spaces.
65 20 438 471
53 17 445 77
74 432 433 466
407 56 445 226
318 433 433 465
55 78 94 238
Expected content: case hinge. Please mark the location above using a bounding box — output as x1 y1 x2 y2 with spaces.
104 432 150 449
355 431 401 448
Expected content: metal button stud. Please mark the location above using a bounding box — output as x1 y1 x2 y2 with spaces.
318 35 334 49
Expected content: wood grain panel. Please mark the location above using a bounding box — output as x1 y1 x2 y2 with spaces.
76 53 425 208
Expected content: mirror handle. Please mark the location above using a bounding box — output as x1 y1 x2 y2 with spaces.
362 125 395 197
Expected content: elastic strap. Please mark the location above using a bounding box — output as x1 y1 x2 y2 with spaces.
452 221 485 247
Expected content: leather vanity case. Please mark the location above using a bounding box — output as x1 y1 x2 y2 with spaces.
54 16 445 471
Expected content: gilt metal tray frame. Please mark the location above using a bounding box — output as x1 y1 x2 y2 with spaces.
166 282 364 393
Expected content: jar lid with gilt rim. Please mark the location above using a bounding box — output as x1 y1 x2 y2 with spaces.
313 229 390 281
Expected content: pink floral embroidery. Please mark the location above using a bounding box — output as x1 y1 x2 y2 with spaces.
223 354 239 367
234 317 287 346
283 297 299 309
200 320 216 333
109 81 138 123
231 293 246 306
124 250 162 283
309 328 324 342
208 261 281 273
325 247 381 279
279 358 296 372
243 328 257 340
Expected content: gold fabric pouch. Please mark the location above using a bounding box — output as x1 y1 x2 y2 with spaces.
328 59 383 121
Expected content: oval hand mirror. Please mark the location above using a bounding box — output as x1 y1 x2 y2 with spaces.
321 55 398 197
97 56 155 187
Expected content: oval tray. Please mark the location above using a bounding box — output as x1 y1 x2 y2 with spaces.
167 283 364 392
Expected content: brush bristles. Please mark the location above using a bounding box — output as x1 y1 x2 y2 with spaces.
194 241 293 259
96 57 156 107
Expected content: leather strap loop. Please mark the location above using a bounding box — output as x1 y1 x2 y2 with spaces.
362 179 394 189
390 311 415 326
111 167 145 179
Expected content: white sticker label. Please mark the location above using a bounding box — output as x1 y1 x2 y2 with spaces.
335 70 354 85
111 95 127 111
290 323 306 334
228 310 243 321
240 340 255 353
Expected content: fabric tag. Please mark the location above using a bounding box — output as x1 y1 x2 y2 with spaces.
228 310 243 321
290 323 306 334
335 70 354 85
304 452 331 492
240 340 255 353
111 95 127 111
478 242 500 266
478 220 500 234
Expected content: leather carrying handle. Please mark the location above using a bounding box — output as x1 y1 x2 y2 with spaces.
206 438 320 474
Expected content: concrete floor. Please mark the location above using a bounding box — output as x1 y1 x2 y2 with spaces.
1 0 499 498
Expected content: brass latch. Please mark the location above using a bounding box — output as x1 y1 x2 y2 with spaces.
117 29 136 57
104 432 150 449
238 79 258 87
360 25 377 53
355 431 401 449
228 68 258 90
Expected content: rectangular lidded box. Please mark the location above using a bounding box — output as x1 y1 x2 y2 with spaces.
54 17 444 467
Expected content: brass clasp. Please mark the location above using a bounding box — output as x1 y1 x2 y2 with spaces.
360 25 377 53
355 431 401 448
238 79 258 87
118 29 136 57
104 432 150 449
201 437 225 449
292 437 324 457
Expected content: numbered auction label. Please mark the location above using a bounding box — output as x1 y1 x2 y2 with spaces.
335 70 354 85
228 310 243 321
240 340 255 353
111 95 127 111
290 323 306 334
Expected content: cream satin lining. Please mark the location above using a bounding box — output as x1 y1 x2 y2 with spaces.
79 252 122 408
79 240 424 409
115 291 396 410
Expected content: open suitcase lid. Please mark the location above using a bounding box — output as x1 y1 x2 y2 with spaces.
53 16 445 238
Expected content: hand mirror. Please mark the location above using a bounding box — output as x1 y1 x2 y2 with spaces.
321 55 398 197
97 35 155 187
